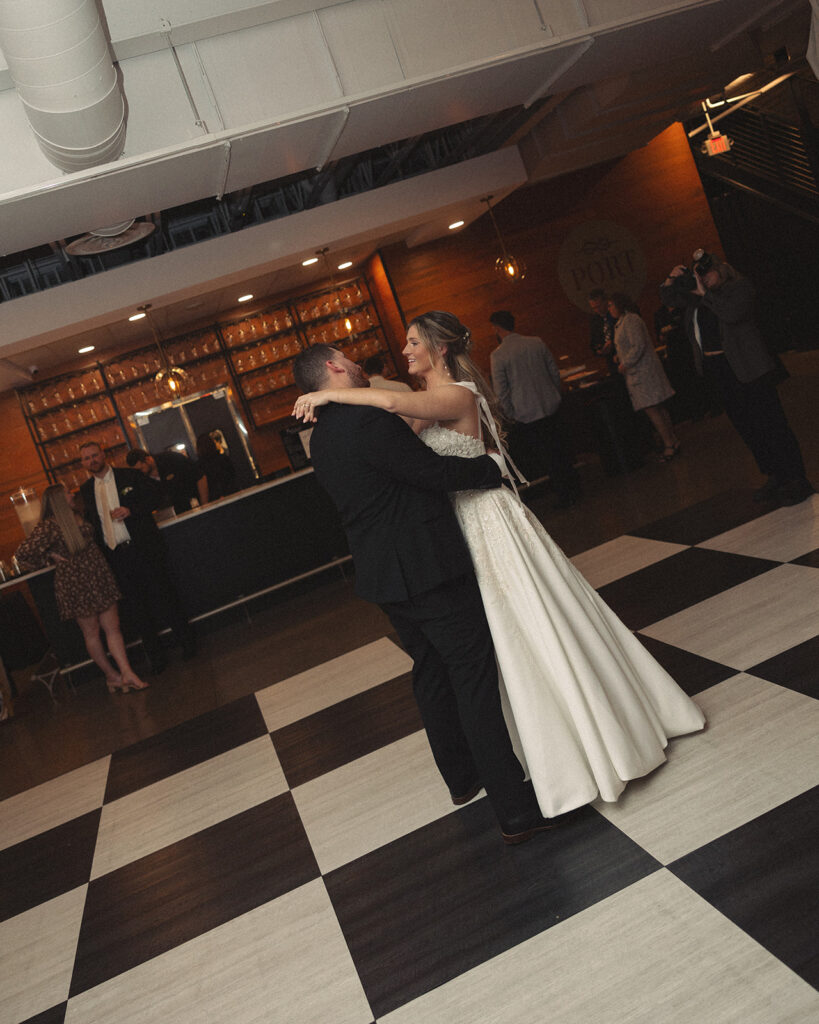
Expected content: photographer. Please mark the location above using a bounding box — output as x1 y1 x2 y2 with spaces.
660 251 812 506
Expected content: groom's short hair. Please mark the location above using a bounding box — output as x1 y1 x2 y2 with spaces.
293 344 336 393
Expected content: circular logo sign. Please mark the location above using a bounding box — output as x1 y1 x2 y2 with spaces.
558 221 646 312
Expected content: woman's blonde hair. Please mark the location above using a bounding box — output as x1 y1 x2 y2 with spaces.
41 484 88 556
407 311 505 440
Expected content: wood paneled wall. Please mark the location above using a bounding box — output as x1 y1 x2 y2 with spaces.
380 123 719 379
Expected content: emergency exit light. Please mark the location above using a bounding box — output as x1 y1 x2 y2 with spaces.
703 132 732 156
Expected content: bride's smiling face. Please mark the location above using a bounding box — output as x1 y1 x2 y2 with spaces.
403 325 436 378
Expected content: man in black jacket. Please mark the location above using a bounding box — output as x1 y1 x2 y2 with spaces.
661 253 812 506
293 344 549 844
125 447 208 513
79 442 195 673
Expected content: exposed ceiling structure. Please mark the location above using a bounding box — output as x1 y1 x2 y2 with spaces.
0 0 812 390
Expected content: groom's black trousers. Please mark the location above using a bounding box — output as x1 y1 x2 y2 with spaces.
381 572 533 828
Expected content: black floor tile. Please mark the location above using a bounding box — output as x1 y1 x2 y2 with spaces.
273 674 422 788
104 694 269 802
629 491 770 546
792 547 819 569
0 810 100 923
669 786 819 991
596 547 779 630
69 794 319 997
635 635 737 696
325 801 660 1018
746 636 819 698
20 1006 67 1024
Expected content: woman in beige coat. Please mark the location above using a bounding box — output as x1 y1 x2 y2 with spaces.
609 293 680 461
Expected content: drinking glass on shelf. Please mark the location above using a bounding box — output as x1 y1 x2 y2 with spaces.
284 312 293 328
259 345 269 364
247 351 257 369
190 345 199 360
236 355 244 373
78 379 88 396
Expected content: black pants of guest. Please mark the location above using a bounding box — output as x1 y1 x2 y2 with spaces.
381 573 537 831
509 406 579 499
702 356 807 484
107 539 193 666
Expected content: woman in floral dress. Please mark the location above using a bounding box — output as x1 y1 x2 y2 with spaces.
16 485 147 693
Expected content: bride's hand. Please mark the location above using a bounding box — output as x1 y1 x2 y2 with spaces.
292 391 331 422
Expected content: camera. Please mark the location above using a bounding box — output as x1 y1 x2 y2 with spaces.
28 365 40 377
671 248 714 293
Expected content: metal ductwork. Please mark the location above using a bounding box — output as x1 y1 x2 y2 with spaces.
0 0 125 173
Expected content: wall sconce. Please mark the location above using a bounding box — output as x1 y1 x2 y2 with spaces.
135 303 189 400
481 195 525 282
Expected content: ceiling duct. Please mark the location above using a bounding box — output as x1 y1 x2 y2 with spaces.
0 0 125 173
64 219 155 256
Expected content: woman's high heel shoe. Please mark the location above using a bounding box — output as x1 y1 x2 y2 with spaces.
660 442 681 462
120 676 149 692
107 675 149 694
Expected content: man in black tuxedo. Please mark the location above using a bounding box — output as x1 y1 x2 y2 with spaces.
293 345 549 844
78 441 195 674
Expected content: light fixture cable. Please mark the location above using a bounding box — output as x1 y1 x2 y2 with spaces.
481 195 526 282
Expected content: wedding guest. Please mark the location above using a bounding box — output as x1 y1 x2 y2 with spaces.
126 447 208 513
196 432 238 501
15 485 147 693
608 293 680 461
79 441 195 673
362 354 411 392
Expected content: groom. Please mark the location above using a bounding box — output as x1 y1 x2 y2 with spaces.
293 344 550 844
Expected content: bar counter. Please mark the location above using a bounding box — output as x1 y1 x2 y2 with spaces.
0 469 350 674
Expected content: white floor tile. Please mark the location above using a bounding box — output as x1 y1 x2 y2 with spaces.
65 879 372 1024
639 563 819 669
91 737 286 879
0 757 110 852
569 535 688 589
593 674 819 863
0 886 87 1024
255 638 412 731
380 871 819 1024
698 494 819 562
293 731 467 873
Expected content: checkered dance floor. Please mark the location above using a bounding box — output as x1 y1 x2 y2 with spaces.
2 492 818 1023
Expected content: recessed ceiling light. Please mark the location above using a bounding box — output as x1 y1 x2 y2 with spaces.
78 345 95 354
128 311 146 321
238 293 253 302
302 257 319 266
449 220 465 230
337 261 353 270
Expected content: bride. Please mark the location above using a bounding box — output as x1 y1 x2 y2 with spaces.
293 311 705 817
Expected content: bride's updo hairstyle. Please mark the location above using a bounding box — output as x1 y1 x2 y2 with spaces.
408 311 505 439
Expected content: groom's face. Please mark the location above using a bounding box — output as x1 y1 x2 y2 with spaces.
328 349 368 388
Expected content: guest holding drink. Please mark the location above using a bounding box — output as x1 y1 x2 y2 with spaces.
15 485 148 693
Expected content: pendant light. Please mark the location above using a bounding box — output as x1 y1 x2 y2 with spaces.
481 195 526 282
136 303 189 400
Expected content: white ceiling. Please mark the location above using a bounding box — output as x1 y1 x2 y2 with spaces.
0 0 812 389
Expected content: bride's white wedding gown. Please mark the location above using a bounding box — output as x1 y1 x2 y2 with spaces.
420 382 705 818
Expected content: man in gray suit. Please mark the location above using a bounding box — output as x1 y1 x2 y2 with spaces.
490 311 580 507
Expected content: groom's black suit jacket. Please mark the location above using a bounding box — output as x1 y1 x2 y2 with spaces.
308 404 501 604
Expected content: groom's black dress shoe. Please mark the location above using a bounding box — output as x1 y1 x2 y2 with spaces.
450 780 483 805
501 814 554 846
